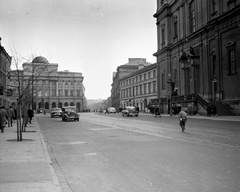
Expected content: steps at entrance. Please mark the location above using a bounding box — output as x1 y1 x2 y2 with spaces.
212 101 235 116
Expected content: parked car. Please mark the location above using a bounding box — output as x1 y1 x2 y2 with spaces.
107 107 116 113
50 108 62 118
62 106 79 121
37 108 45 113
122 106 139 117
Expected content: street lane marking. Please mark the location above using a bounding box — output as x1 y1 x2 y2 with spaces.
85 153 97 156
90 128 120 131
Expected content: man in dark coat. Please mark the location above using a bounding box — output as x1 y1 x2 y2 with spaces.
6 106 15 127
0 106 8 133
27 108 34 124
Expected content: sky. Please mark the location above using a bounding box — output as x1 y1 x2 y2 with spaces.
0 0 157 100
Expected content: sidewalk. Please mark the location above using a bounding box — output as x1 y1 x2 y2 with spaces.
140 112 240 122
0 118 62 192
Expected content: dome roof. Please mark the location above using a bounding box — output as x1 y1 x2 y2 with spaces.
32 56 49 64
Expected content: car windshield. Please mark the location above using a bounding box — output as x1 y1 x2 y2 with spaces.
63 107 76 112
125 106 136 112
52 108 61 111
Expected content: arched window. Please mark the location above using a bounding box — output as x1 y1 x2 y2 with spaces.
70 102 74 106
58 102 62 108
64 102 68 106
52 102 56 108
45 102 49 109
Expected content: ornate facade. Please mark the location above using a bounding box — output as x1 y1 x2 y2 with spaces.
9 56 87 112
0 37 12 107
154 0 240 115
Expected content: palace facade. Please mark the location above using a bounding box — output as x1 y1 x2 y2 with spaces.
154 0 240 115
8 56 87 112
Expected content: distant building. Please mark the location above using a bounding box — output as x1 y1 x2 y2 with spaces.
153 0 240 115
8 56 87 112
119 63 158 112
0 37 12 107
111 58 151 111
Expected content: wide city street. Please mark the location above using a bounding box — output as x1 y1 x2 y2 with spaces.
37 112 240 192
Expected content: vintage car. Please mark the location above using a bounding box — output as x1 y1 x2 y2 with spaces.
122 106 139 117
50 108 62 118
62 106 79 121
107 107 116 113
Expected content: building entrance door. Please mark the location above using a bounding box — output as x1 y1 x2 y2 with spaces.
212 80 217 101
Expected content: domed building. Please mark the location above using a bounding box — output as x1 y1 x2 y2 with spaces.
32 56 49 64
8 56 87 112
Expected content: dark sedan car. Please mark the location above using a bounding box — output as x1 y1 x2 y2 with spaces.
50 108 62 118
62 106 79 121
122 106 139 117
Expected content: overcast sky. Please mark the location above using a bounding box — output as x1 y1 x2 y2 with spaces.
0 0 157 100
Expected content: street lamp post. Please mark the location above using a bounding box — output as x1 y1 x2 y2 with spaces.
179 47 199 113
167 73 175 116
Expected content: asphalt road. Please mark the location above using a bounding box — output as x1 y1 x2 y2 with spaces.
37 113 240 192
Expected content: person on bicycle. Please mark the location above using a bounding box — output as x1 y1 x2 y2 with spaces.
178 107 188 132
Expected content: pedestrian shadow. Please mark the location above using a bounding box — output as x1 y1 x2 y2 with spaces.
7 139 34 142
14 130 36 133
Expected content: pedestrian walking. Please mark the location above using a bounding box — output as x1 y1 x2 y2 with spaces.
6 106 15 127
211 103 217 117
27 108 34 124
178 107 188 132
207 104 211 117
105 108 109 114
154 106 161 117
0 106 8 133
13 107 17 123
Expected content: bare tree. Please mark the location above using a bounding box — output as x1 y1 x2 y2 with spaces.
8 51 49 141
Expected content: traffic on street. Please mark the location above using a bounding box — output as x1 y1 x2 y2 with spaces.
37 112 240 192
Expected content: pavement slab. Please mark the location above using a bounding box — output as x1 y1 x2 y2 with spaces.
0 119 62 192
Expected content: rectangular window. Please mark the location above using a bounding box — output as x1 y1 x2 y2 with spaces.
148 82 151 94
65 81 68 85
173 21 178 38
153 70 156 77
189 1 196 33
71 81 73 85
148 72 151 79
153 81 156 93
65 90 68 96
162 73 165 90
140 85 142 95
136 86 138 96
70 90 74 96
161 28 165 47
229 49 236 75
144 74 146 80
144 84 146 94
77 90 80 97
52 89 56 97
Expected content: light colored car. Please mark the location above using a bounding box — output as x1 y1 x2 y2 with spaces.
107 107 116 113
51 108 62 118
62 106 79 121
122 106 139 117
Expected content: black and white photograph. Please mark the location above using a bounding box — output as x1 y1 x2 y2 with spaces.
0 0 240 191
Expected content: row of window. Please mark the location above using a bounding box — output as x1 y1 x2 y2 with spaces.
36 89 81 97
23 80 81 86
120 81 157 98
121 70 156 88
